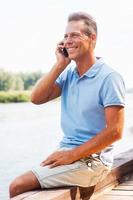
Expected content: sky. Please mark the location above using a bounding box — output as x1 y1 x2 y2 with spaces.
0 0 133 88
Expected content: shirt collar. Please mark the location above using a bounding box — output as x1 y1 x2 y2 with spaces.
73 57 104 78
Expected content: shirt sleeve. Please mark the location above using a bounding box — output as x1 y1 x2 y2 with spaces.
99 72 125 107
55 67 70 89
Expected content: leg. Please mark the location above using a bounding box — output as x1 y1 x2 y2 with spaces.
31 156 110 189
9 171 41 198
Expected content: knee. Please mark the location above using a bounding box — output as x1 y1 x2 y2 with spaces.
9 178 24 198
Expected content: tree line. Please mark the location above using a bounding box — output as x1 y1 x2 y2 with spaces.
0 68 44 91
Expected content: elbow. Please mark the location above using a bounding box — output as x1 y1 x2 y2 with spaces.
30 94 40 105
115 131 122 141
30 88 49 104
30 93 45 105
112 126 123 141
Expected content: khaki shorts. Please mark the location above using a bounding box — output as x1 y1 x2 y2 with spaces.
32 148 111 188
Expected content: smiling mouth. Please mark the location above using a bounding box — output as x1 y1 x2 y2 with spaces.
67 47 77 53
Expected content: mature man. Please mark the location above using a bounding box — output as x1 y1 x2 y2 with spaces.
9 12 125 198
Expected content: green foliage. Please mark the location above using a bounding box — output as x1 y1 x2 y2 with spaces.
0 69 14 91
19 71 43 90
12 75 24 90
0 91 30 103
0 68 43 91
0 68 44 102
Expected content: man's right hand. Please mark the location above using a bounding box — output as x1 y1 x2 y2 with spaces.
55 41 71 70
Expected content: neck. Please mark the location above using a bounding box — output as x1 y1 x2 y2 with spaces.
76 53 96 76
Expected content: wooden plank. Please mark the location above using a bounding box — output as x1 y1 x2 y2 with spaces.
120 172 133 183
120 181 133 186
98 187 133 200
113 185 133 190
22 190 73 200
11 191 40 200
19 188 81 200
99 172 133 200
105 190 133 195
98 195 133 200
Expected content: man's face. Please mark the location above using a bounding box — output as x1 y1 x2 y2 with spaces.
64 20 94 61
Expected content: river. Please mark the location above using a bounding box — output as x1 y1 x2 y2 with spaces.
0 93 133 199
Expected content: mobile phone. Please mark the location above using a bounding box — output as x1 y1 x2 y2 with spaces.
62 48 68 57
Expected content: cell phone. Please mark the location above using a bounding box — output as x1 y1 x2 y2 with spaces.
62 48 68 57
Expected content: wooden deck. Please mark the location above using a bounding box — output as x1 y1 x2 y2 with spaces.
11 149 133 200
98 172 133 199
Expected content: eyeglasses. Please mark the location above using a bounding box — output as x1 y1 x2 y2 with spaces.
63 31 90 41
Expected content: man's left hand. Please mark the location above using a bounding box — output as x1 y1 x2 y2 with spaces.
40 150 76 168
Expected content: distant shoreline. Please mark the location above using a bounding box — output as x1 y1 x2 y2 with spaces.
0 90 132 103
0 91 31 103
0 91 61 103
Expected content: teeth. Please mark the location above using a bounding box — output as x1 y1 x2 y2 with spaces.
67 47 76 51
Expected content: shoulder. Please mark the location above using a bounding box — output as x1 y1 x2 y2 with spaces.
99 61 124 83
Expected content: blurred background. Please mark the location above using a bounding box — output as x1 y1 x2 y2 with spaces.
0 0 133 199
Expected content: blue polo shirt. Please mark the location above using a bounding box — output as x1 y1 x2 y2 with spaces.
55 58 125 166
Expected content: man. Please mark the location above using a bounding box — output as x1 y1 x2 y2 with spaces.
9 12 125 198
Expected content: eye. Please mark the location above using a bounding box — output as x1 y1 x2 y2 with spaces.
64 34 68 39
71 33 80 38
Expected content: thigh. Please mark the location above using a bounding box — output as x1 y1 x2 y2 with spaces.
32 157 110 188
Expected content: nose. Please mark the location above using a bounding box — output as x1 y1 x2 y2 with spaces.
64 36 73 46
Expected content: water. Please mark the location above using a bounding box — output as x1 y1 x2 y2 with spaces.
0 94 133 199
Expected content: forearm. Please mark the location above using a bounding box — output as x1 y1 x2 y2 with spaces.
31 62 65 104
72 127 122 161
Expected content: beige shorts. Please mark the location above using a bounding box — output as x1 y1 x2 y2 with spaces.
32 148 111 188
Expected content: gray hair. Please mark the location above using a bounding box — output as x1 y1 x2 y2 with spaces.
68 12 97 36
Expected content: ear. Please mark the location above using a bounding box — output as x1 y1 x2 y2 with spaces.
90 33 97 41
90 34 96 48
89 34 96 49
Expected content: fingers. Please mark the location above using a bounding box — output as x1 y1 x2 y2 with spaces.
57 40 65 47
40 158 61 168
49 161 61 168
56 44 64 54
40 151 72 168
56 40 66 52
40 152 59 167
40 158 53 167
